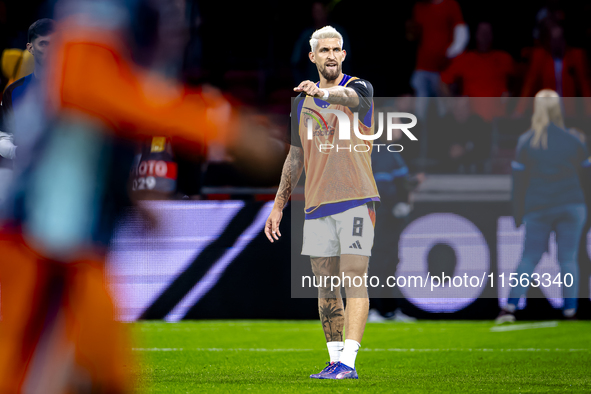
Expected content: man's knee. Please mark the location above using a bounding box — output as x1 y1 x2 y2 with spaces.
311 256 339 277
341 267 369 298
311 257 342 298
340 255 368 278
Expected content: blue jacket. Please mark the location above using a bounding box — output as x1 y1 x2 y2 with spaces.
512 123 591 223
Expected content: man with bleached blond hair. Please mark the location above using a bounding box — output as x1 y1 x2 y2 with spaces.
265 26 379 380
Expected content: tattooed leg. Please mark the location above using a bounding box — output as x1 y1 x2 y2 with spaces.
311 256 344 342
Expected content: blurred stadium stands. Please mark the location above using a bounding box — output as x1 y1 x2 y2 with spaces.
1 0 591 185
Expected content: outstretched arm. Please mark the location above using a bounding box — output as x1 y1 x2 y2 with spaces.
294 81 360 108
265 145 305 242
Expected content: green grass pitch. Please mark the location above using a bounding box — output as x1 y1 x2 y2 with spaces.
130 320 591 393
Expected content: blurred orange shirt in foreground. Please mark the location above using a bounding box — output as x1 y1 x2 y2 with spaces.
47 18 232 144
0 16 234 394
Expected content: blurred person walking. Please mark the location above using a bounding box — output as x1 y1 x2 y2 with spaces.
497 90 591 323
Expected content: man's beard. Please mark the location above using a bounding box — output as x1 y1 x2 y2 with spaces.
319 63 341 81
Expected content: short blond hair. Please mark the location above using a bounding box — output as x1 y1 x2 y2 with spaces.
309 26 343 52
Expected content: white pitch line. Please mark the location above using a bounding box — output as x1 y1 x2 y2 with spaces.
132 348 315 352
490 322 558 332
131 347 588 352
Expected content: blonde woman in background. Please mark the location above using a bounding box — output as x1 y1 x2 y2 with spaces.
497 89 591 323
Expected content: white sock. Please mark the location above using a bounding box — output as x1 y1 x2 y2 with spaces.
327 341 343 363
563 308 576 318
340 339 360 369
504 303 516 313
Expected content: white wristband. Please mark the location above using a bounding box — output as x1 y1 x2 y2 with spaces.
320 89 329 99
0 138 16 159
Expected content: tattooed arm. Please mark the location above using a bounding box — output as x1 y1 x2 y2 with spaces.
294 80 360 108
294 78 374 112
274 145 304 210
323 86 360 107
264 145 304 242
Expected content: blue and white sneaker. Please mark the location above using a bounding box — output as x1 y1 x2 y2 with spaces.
319 362 358 379
310 362 338 379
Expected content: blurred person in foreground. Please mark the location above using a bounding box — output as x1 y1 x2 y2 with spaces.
0 19 55 202
407 0 468 118
266 26 378 379
440 21 515 121
0 0 278 391
496 90 591 324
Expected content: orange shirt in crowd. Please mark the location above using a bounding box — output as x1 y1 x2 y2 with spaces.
441 50 514 120
441 50 514 97
413 0 464 72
